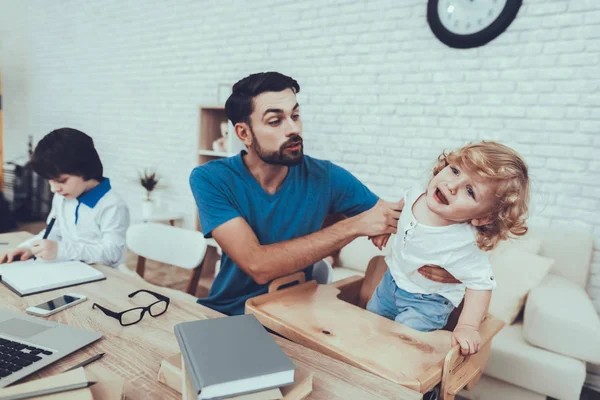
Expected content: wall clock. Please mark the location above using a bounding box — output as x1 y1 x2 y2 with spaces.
427 0 522 49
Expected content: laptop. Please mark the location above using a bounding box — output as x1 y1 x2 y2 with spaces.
0 309 102 388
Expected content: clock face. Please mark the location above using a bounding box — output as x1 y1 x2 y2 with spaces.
427 0 522 49
438 0 508 35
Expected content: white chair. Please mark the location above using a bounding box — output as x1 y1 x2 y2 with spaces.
126 223 207 295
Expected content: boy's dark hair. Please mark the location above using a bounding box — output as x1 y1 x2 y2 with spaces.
30 128 103 181
225 72 300 126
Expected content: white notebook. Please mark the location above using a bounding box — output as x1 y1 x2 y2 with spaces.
0 260 106 296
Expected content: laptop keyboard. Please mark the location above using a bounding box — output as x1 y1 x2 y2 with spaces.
0 338 52 379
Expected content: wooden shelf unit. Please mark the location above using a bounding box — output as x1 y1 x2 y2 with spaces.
197 104 246 175
195 106 245 293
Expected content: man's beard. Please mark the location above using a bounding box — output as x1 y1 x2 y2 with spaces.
250 128 304 166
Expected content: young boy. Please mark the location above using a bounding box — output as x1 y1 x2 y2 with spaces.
0 128 130 267
368 141 529 356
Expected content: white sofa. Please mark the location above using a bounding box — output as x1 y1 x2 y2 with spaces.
331 227 600 400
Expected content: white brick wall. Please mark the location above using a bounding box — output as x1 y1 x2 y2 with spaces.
0 1 31 166
1 1 599 314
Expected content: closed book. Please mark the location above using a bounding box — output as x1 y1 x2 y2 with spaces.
175 314 295 400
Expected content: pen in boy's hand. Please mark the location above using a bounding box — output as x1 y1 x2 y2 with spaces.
42 216 57 240
33 215 57 260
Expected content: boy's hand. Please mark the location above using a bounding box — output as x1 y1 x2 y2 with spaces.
31 240 58 261
369 234 391 250
0 248 34 264
452 324 481 355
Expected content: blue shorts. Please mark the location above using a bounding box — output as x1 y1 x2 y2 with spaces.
366 270 455 332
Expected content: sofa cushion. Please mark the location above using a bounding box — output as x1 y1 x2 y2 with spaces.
485 323 586 400
488 247 553 324
530 226 593 288
491 235 542 256
523 274 600 364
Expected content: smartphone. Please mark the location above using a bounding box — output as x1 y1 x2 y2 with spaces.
25 293 87 317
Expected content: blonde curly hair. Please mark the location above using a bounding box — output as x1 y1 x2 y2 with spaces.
432 141 530 251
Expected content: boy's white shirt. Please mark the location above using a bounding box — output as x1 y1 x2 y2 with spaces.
18 179 130 268
386 183 496 307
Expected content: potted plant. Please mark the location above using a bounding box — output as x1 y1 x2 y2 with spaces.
139 169 159 217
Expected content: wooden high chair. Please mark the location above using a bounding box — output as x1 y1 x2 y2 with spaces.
245 256 504 400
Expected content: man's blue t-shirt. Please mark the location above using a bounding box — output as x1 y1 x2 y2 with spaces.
189 152 378 315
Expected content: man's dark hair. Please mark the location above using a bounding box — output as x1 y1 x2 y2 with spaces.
225 72 300 126
30 128 103 181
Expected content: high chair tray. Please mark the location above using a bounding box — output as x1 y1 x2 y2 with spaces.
245 261 504 397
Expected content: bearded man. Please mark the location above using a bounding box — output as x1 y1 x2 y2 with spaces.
190 72 401 315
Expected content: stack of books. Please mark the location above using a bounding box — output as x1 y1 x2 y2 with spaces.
175 315 297 400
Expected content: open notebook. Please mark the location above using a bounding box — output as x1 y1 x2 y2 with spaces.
0 260 106 296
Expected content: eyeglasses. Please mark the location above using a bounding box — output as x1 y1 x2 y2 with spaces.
92 289 170 326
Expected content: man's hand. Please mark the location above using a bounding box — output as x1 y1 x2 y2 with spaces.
418 265 462 284
31 240 58 261
351 199 403 238
368 199 404 250
0 248 34 264
452 324 481 355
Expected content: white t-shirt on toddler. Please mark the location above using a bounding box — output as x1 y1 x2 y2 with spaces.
386 184 496 307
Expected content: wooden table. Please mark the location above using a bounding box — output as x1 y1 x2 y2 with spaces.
0 232 421 400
